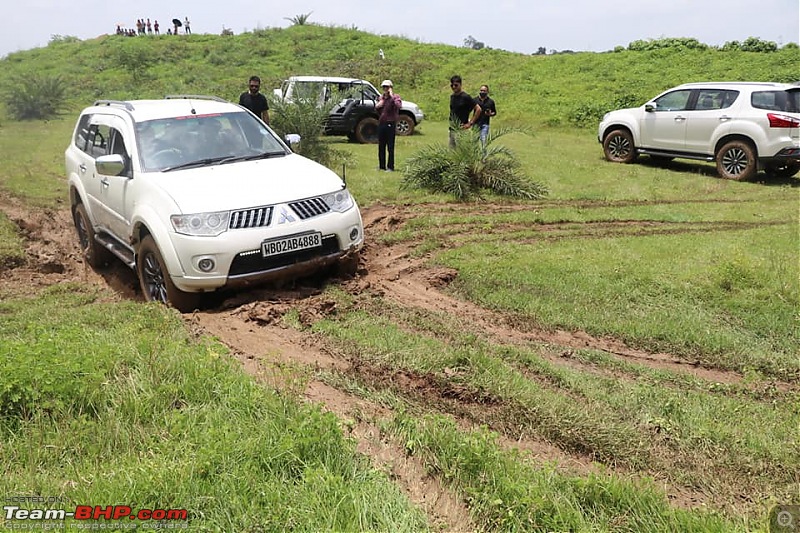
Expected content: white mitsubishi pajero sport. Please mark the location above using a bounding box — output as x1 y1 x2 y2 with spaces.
66 95 364 312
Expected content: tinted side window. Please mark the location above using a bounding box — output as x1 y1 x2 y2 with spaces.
752 90 799 112
74 115 92 153
694 90 739 110
654 90 691 111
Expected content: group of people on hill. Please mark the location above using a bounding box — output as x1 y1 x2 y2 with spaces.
115 17 191 37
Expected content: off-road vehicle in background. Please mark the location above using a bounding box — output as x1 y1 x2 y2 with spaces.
599 81 800 181
274 76 425 143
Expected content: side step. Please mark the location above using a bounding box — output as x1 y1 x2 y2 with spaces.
95 233 136 269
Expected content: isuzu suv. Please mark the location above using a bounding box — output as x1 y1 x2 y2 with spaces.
66 95 364 312
599 82 800 180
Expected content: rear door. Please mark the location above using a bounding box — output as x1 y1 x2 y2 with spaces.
684 89 739 155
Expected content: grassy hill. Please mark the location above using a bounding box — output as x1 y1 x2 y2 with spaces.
1 24 797 126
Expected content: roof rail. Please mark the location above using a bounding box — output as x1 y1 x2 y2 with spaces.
93 99 135 111
164 94 228 103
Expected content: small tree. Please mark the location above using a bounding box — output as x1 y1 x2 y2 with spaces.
463 35 485 50
402 127 548 201
285 12 313 26
268 95 343 169
3 74 66 120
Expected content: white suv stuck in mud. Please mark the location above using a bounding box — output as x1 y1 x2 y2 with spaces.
66 95 364 312
599 82 800 180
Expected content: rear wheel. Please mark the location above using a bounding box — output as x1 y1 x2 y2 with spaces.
136 235 201 313
716 140 756 181
354 117 379 144
602 129 636 163
396 114 415 136
73 203 111 268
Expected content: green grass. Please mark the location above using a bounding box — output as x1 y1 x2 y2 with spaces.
0 285 428 531
0 27 798 531
0 211 25 268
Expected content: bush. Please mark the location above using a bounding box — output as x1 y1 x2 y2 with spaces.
402 127 548 201
268 95 344 168
3 74 66 120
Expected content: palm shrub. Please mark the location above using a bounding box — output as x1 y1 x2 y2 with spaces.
268 95 344 169
3 74 66 120
402 126 548 201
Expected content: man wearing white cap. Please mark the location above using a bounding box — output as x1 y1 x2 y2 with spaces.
375 79 402 171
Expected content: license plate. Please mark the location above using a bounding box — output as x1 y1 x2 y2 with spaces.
261 232 322 257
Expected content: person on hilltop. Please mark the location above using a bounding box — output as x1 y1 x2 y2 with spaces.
154 20 160 35
184 17 191 34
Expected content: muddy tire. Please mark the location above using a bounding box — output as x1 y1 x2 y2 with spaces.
73 203 111 268
396 114 415 136
764 162 800 179
336 250 361 279
716 140 757 181
136 235 201 313
603 129 637 163
354 117 379 144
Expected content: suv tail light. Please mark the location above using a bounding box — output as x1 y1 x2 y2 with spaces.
767 113 800 128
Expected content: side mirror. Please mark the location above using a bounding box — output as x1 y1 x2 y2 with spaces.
645 103 657 112
96 154 126 176
285 134 301 152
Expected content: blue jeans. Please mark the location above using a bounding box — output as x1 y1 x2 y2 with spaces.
478 124 490 147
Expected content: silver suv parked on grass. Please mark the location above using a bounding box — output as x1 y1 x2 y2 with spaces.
65 95 364 312
599 82 800 180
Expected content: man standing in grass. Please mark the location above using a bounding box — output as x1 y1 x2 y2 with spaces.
239 76 270 125
449 75 481 148
474 84 497 150
376 79 401 172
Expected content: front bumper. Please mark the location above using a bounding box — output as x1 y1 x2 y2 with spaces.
166 207 363 293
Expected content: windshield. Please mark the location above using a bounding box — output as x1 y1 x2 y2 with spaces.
135 111 288 172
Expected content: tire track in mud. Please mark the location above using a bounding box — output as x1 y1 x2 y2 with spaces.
1 198 788 518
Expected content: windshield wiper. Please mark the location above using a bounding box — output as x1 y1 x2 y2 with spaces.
218 151 287 165
162 156 227 172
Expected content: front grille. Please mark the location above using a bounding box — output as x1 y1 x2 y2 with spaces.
228 236 341 276
230 206 273 229
289 198 330 220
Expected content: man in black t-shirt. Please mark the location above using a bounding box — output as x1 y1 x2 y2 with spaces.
239 75 270 125
448 75 481 148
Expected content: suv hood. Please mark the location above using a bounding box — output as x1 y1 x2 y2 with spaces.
152 154 345 213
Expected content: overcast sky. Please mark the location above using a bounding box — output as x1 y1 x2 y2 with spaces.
3 0 799 58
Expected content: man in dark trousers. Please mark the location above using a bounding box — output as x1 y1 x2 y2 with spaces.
376 79 402 171
238 76 270 125
448 74 481 148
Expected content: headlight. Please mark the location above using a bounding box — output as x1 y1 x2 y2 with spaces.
322 189 354 213
171 211 230 236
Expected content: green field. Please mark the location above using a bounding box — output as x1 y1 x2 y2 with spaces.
0 26 797 532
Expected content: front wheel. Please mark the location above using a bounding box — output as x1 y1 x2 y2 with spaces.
354 117 379 144
73 203 112 268
396 114 415 136
136 235 201 313
716 140 757 181
602 129 637 163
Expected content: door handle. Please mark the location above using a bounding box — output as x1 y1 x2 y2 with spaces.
79 163 87 172
719 115 731 122
674 115 686 122
100 178 110 187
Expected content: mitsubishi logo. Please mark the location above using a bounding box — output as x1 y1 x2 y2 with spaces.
276 206 296 224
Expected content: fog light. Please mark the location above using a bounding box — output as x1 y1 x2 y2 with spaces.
198 258 215 272
349 227 360 241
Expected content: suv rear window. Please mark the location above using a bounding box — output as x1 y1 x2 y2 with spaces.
752 90 800 112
